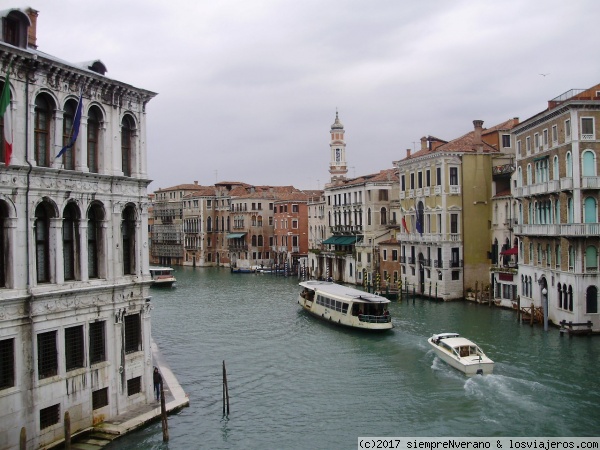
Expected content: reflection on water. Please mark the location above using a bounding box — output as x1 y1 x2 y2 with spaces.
108 267 600 449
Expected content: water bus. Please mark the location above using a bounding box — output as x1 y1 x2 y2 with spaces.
298 280 392 331
149 266 176 287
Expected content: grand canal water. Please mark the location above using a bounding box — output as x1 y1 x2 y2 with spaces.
108 267 600 449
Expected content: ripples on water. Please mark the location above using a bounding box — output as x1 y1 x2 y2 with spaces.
108 267 600 449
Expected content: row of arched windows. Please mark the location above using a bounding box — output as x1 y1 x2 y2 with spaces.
0 198 139 289
523 196 598 224
0 83 137 175
517 150 597 187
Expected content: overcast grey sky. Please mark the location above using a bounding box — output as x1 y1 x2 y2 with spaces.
11 0 600 191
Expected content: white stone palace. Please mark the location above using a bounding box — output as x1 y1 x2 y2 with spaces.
0 7 157 449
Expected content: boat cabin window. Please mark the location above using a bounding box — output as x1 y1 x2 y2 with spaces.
314 294 349 314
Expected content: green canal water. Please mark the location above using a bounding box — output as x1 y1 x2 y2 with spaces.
108 267 600 449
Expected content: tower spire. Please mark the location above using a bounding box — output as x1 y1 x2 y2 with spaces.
328 111 348 186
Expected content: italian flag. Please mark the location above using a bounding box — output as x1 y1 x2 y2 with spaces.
0 70 12 166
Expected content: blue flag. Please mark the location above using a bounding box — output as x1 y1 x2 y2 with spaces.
56 92 83 159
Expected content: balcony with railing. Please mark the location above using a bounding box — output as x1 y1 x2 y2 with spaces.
582 176 600 189
449 185 461 194
434 260 443 268
560 177 573 191
515 222 600 237
448 259 463 268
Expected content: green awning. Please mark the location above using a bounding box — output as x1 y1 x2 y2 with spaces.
322 236 359 245
227 233 246 239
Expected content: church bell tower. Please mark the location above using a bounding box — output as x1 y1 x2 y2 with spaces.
328 111 348 185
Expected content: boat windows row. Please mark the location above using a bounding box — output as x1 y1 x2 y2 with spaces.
315 295 349 314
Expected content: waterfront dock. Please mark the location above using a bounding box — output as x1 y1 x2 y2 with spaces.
63 339 189 449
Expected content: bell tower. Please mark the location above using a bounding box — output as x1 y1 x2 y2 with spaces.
329 111 348 185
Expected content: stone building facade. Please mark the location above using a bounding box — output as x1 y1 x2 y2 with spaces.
0 8 157 449
513 83 600 331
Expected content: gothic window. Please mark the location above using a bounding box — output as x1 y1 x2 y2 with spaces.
34 95 54 167
63 202 80 281
121 205 136 275
61 99 77 170
121 115 134 177
87 203 104 279
35 201 54 283
87 107 101 173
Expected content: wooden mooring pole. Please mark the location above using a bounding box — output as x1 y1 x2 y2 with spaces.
222 360 230 416
64 411 71 450
161 380 169 442
19 427 26 450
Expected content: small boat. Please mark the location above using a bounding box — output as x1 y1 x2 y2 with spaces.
149 266 176 287
297 280 392 331
428 333 494 375
231 266 255 273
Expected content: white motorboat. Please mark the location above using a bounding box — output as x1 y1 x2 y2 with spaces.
298 280 393 331
428 333 494 375
149 266 176 287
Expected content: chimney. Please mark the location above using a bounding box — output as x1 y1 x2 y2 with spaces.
421 137 427 151
406 148 411 158
473 120 484 150
26 8 39 49
194 180 198 185
513 117 519 125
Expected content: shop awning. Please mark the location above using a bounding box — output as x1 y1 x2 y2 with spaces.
322 236 360 245
227 233 246 239
500 247 518 256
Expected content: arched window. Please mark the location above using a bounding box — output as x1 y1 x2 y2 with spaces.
568 285 573 311
62 99 77 170
87 203 104 279
34 95 53 167
416 202 424 233
557 283 563 309
568 245 575 271
62 202 80 281
207 217 212 232
555 243 561 268
566 152 572 177
380 207 387 225
567 197 574 223
584 197 597 223
582 150 596 177
251 235 257 246
0 200 9 287
553 155 559 180
121 205 136 275
87 106 101 173
257 235 263 246
35 202 54 283
367 208 372 226
586 286 598 314
585 245 598 271
554 199 560 224
251 216 257 227
527 164 532 185
121 116 134 177
517 167 522 187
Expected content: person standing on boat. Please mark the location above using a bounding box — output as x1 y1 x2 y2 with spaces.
153 367 163 401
